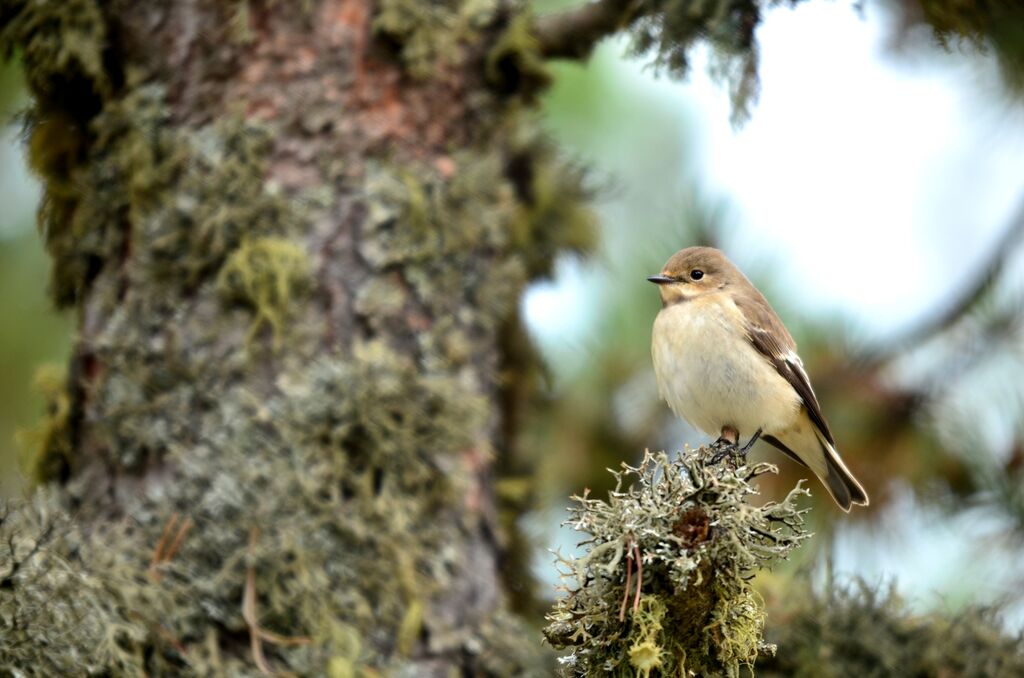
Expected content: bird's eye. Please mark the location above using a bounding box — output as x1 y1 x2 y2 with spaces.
690 270 704 281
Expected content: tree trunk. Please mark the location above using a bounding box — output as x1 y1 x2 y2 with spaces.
1 0 592 674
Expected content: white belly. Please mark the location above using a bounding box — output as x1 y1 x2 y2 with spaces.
651 300 799 438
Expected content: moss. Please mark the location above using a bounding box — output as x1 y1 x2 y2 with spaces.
1 341 507 674
217 237 311 349
544 449 810 676
16 63 300 306
143 117 300 289
0 0 112 108
628 596 667 677
372 0 501 79
15 364 72 484
486 12 552 100
36 82 180 306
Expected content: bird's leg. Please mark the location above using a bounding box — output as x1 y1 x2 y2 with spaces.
739 428 763 456
708 426 739 464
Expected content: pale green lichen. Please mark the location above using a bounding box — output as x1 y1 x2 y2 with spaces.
217 237 311 348
544 449 810 676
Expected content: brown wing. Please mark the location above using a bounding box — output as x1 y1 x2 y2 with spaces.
734 292 836 447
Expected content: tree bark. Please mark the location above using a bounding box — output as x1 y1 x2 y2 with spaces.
1 0 592 674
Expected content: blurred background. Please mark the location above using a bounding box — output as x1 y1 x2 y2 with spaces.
3 0 1023 634
521 0 1024 629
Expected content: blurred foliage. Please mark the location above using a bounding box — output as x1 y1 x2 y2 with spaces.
760 576 1024 676
0 232 71 497
893 0 1024 93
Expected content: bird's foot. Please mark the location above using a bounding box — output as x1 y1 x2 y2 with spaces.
708 428 762 465
708 437 739 465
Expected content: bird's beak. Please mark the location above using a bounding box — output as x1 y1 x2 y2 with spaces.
647 275 674 285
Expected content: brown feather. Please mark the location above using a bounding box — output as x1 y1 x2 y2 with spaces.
733 291 837 447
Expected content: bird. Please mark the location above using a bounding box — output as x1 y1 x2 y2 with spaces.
648 246 868 511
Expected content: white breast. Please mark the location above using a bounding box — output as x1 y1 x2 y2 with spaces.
651 297 799 438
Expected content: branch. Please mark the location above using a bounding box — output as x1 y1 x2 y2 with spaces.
544 449 810 674
536 0 644 61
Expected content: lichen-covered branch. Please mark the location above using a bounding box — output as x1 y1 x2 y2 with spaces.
544 448 810 676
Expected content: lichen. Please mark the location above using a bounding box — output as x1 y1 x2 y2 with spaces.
217 237 311 348
1 345 501 675
15 364 72 484
544 449 810 676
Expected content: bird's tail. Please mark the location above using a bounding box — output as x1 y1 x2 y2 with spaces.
817 433 869 512
763 428 869 512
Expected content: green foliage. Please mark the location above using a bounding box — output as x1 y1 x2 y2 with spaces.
544 449 810 676
761 578 1024 677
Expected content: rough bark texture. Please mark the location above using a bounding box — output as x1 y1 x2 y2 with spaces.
1 0 592 674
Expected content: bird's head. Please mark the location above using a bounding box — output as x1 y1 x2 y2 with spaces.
647 246 736 305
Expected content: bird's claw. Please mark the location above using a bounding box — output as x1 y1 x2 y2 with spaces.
707 437 740 465
707 428 762 465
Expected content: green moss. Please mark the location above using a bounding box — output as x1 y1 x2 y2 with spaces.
372 0 501 79
16 65 300 306
1 342 508 674
0 0 111 106
15 364 72 484
544 449 810 676
143 117 300 289
37 82 180 306
217 237 311 349
628 596 667 677
486 12 552 100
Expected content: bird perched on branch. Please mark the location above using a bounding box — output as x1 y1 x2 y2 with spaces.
649 246 868 511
